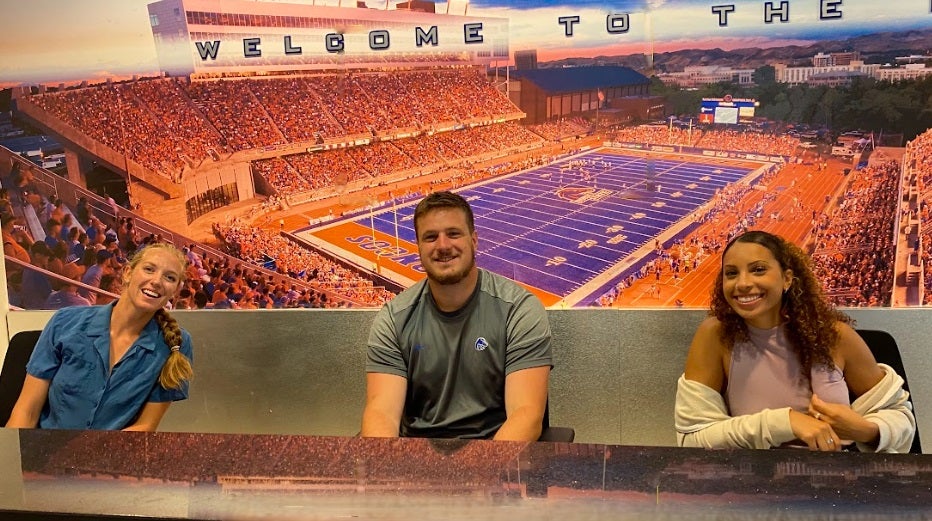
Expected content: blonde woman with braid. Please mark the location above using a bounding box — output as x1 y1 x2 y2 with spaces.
6 243 194 431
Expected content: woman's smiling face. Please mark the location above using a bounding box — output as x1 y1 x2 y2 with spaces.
122 247 184 313
721 241 793 329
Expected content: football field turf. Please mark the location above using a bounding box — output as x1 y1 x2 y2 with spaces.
298 149 764 306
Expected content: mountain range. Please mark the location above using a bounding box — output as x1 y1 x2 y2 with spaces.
545 28 932 73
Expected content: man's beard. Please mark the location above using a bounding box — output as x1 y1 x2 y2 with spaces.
427 251 476 286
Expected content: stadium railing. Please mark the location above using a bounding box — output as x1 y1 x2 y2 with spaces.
4 256 121 309
1 146 369 308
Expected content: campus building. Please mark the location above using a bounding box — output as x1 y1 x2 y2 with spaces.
507 66 651 125
657 65 754 89
811 51 861 67
876 63 932 82
774 56 932 85
773 60 880 85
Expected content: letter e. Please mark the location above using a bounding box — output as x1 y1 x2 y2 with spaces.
243 38 261 57
820 0 843 19
464 23 483 44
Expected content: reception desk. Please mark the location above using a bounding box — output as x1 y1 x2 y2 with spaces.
1 428 930 520
4 308 930 451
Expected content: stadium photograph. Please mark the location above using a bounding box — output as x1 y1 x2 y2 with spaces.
2 0 932 310
4 2 932 519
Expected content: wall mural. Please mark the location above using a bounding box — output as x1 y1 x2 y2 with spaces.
1 0 931 310
8 429 931 518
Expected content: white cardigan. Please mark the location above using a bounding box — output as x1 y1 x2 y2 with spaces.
674 363 916 453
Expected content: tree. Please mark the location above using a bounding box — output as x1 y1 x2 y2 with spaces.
752 65 776 86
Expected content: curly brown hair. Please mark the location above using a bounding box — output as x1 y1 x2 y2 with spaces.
710 230 851 382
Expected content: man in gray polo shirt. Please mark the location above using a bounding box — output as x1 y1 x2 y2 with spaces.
362 191 552 440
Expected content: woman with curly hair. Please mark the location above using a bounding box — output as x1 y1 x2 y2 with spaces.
675 230 914 452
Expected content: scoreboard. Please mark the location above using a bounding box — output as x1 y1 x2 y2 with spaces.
699 96 758 125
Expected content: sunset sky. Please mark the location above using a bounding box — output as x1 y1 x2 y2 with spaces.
1 0 929 86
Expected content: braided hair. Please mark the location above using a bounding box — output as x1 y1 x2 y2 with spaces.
154 307 193 389
125 243 194 390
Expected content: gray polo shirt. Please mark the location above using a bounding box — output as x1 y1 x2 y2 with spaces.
367 269 552 439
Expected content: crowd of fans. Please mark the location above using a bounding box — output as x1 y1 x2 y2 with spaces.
3 177 162 309
171 242 374 310
609 124 800 157
2 155 393 309
27 68 522 181
905 129 932 303
434 122 542 158
809 160 899 306
29 85 189 179
213 219 395 307
610 124 696 147
529 118 591 141
695 129 800 157
251 122 543 197
130 80 225 172
185 79 288 152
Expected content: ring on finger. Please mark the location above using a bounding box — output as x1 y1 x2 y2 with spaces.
827 438 834 445
814 412 822 421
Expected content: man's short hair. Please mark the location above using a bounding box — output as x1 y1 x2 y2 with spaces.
413 191 475 238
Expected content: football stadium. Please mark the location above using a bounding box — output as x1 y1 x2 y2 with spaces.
2 0 927 310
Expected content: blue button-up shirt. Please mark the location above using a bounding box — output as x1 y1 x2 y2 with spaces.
26 303 193 430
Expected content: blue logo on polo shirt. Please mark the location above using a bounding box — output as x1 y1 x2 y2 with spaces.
475 337 489 351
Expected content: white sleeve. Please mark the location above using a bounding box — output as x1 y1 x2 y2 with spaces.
851 364 916 454
675 374 797 449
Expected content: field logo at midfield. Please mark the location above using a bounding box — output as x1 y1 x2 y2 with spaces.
556 187 614 204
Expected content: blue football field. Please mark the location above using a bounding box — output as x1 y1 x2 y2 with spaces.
307 148 762 305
